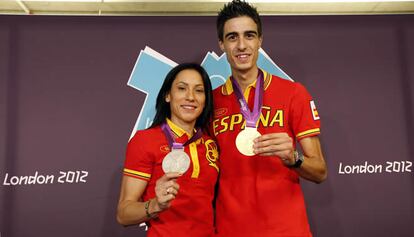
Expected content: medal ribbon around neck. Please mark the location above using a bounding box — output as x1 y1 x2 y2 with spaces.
161 122 203 150
230 70 264 128
160 122 203 173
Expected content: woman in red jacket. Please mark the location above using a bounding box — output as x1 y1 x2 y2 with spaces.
117 63 218 237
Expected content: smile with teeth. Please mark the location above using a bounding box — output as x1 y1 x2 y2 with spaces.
181 105 197 110
236 54 250 61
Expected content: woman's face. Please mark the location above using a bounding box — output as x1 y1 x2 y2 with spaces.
165 69 206 129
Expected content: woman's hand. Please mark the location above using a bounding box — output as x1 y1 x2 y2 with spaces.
154 172 181 212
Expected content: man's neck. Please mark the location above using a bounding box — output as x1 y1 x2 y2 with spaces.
232 67 259 93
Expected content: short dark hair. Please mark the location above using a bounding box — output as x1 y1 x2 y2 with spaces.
216 0 262 41
151 63 213 134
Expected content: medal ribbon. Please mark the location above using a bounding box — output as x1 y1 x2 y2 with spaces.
231 70 264 128
161 122 203 150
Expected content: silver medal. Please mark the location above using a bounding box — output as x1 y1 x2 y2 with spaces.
235 127 261 156
162 149 191 173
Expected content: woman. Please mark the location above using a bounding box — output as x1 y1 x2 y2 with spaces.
117 63 219 237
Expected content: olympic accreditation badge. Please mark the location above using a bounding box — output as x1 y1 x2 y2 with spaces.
162 148 190 173
231 70 264 156
236 127 261 156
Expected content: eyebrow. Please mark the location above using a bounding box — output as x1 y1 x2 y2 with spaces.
224 32 237 39
245 30 258 35
224 30 258 39
176 81 204 87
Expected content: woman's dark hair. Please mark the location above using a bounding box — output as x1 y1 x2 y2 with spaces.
216 0 262 41
150 63 213 134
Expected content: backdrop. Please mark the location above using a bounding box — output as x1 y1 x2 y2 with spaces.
0 15 413 237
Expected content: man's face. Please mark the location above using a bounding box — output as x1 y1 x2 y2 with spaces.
219 16 262 74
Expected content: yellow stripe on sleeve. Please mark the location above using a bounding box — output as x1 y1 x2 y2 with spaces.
296 128 320 138
123 168 151 180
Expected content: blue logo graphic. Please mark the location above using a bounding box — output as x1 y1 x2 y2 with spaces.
128 46 292 137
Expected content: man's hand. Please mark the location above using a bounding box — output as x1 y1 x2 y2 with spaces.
253 133 327 183
253 132 295 166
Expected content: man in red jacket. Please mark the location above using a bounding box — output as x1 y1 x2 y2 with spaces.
213 1 328 236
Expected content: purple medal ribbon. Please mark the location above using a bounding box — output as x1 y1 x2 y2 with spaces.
161 122 203 150
230 70 264 128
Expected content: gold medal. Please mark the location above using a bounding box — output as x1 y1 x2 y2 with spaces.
235 127 261 156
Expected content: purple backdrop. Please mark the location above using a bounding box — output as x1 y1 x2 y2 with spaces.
0 15 413 237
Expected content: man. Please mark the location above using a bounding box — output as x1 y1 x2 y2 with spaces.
212 1 327 236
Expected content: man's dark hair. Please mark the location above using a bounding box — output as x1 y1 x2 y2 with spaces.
150 63 214 135
216 0 262 41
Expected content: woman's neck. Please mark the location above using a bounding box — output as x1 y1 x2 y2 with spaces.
169 118 195 136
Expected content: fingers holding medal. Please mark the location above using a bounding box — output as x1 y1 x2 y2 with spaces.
157 122 201 210
155 173 181 211
253 132 294 163
164 182 179 196
157 149 187 211
160 144 189 203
